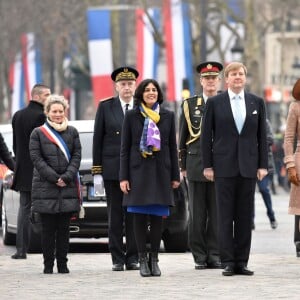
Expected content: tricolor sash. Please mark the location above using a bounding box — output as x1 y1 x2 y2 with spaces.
39 123 82 202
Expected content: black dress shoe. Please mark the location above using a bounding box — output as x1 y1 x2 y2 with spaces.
11 253 27 259
222 266 235 276
126 263 139 270
235 266 254 276
112 263 124 271
43 267 53 274
195 262 207 270
207 261 223 269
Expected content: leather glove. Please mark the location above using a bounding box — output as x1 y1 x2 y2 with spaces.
288 167 300 186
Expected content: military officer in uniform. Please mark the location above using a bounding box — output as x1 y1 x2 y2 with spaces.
179 61 223 270
92 67 139 271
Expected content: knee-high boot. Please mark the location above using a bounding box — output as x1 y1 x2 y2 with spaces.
138 253 151 277
150 252 161 276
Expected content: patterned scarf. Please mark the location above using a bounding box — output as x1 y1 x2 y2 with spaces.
139 102 161 158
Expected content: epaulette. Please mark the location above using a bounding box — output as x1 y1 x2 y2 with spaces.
184 95 198 102
96 97 114 106
101 96 114 102
181 95 197 107
183 95 203 106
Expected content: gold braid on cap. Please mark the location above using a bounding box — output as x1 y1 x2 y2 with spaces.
115 71 136 81
183 100 202 145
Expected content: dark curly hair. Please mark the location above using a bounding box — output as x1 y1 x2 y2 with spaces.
134 79 164 107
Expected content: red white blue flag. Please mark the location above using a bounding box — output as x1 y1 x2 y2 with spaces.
87 9 114 105
163 0 194 101
9 53 25 116
21 33 43 101
136 8 160 82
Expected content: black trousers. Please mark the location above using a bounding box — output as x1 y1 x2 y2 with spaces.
40 213 71 268
104 180 138 265
16 191 31 255
188 180 219 264
215 176 256 268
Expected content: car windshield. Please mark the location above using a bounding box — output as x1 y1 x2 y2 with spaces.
79 132 93 160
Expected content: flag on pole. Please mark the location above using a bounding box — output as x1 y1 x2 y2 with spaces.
163 0 194 101
87 9 114 105
21 33 43 101
136 8 160 81
9 53 25 116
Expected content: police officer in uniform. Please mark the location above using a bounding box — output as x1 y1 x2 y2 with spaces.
92 67 139 271
179 61 223 269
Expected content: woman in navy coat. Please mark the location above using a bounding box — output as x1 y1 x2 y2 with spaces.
120 79 180 277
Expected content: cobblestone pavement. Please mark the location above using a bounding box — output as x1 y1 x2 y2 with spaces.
0 188 299 300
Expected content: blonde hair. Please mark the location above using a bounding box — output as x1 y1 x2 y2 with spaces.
224 62 247 77
44 94 69 114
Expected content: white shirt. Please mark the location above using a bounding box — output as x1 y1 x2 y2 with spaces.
228 89 246 122
119 98 133 114
228 89 246 133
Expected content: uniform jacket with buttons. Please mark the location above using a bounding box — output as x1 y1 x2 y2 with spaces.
92 96 125 180
178 94 208 181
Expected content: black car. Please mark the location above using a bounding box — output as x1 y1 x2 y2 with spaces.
1 120 189 252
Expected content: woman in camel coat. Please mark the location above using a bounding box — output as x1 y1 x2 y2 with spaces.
283 78 300 256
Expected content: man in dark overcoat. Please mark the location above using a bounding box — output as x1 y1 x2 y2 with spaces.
201 62 268 276
11 83 50 259
92 67 139 271
179 61 223 270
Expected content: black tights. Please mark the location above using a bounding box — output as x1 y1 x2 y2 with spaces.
133 213 163 253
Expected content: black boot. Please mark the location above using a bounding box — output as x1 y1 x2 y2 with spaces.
57 264 70 273
150 252 161 276
138 253 151 277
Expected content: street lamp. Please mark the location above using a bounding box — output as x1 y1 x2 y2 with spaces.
230 38 244 61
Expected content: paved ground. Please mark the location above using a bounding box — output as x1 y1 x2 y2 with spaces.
0 187 299 300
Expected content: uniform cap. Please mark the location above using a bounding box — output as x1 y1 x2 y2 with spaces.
292 78 300 100
196 61 223 77
111 66 139 82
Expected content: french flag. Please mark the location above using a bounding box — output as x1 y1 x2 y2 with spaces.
87 9 114 105
163 0 194 101
21 33 43 101
9 53 25 116
136 8 160 81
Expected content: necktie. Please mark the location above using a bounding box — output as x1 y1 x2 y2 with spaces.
124 103 129 115
232 95 244 134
